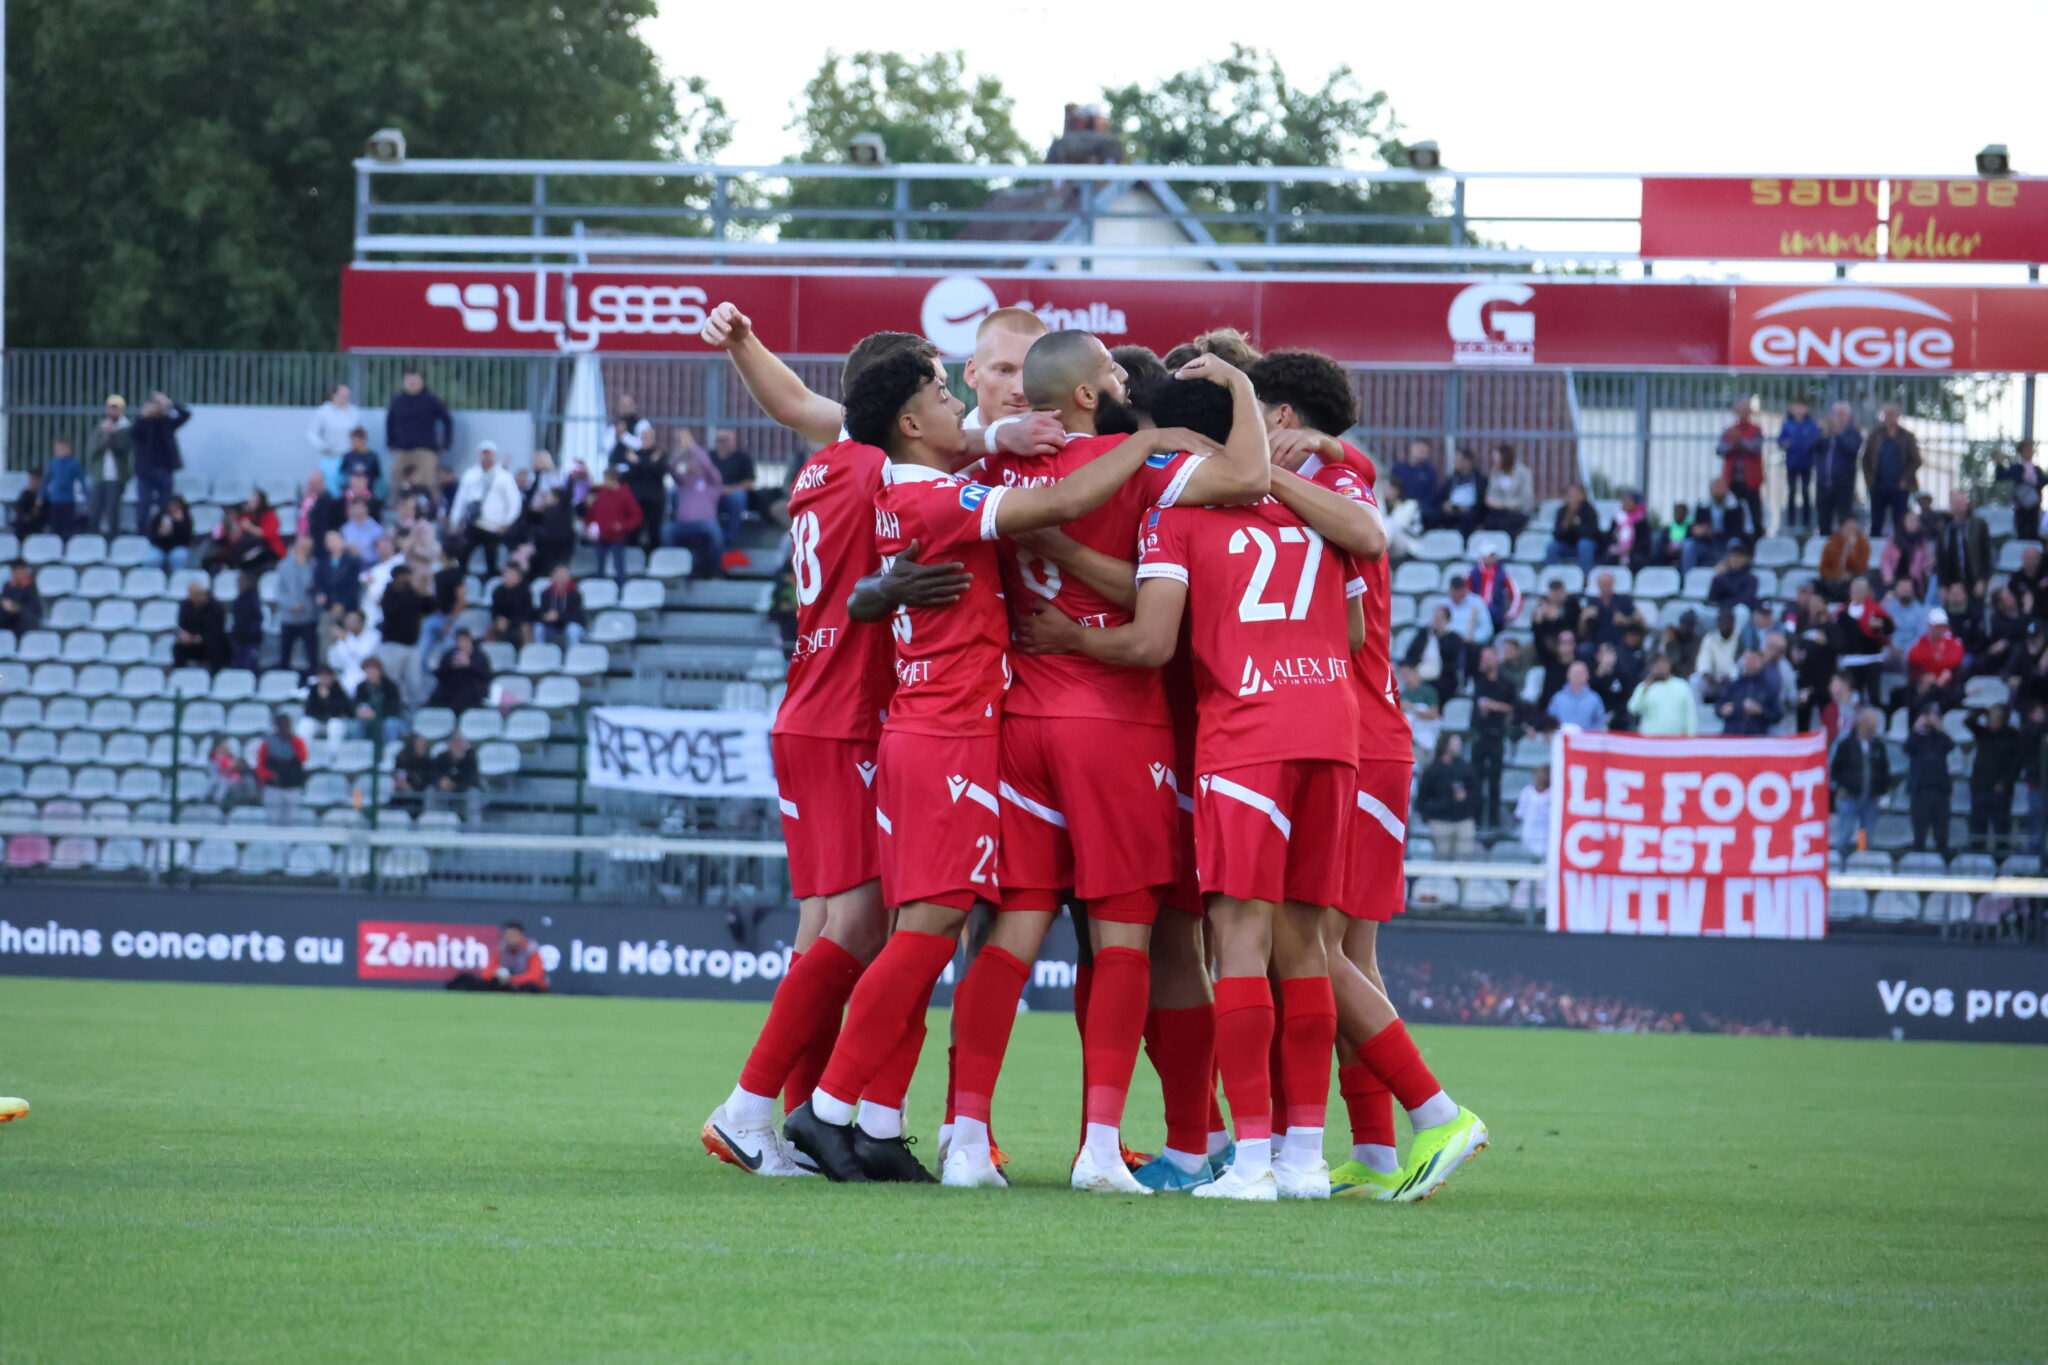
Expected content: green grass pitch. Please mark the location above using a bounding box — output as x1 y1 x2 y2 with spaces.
2 977 2043 1364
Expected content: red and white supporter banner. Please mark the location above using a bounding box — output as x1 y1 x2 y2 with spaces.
1545 732 1830 940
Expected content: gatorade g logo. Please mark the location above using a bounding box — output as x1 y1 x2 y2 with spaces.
1448 282 1535 365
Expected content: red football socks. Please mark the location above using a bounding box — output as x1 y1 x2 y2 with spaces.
1357 1019 1443 1113
864 976 934 1109
1211 975 1275 1141
1073 962 1094 1037
1278 976 1338 1132
815 930 956 1108
739 938 862 1100
951 944 1031 1123
1267 1009 1290 1129
1338 1062 1397 1149
1144 1004 1217 1155
1082 946 1150 1128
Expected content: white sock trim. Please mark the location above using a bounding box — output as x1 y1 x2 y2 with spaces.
810 1090 855 1127
1352 1143 1399 1173
856 1101 903 1140
1409 1090 1458 1131
1232 1136 1273 1178
1162 1146 1208 1176
725 1084 775 1127
953 1116 991 1152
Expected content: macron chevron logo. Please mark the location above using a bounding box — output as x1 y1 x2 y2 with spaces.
1238 658 1274 697
947 775 969 802
1150 762 1168 789
855 761 877 787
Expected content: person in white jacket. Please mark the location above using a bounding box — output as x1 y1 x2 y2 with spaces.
327 610 383 694
451 441 521 576
307 384 363 480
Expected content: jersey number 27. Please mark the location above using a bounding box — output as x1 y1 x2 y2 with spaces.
1229 525 1325 622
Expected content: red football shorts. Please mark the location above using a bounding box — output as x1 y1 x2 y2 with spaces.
874 729 1000 911
1195 759 1357 908
997 716 1176 916
772 734 881 901
1342 758 1413 921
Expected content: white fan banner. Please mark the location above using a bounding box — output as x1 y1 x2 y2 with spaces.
585 707 776 798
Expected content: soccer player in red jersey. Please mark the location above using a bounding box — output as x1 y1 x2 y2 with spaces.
1251 348 1492 1202
781 346 1219 1185
957 332 1268 1193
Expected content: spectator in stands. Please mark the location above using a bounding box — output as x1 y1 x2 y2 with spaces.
488 563 536 648
2023 703 2048 861
1831 707 1891 853
525 481 579 581
391 732 437 809
420 545 466 670
352 655 407 749
1995 439 2043 541
1 561 42 632
87 396 134 538
536 566 586 650
1834 577 1892 703
340 470 384 524
1481 441 1533 534
1878 510 1933 597
1887 576 1930 660
1683 478 1749 574
1650 613 1701 679
1439 447 1485 536
1817 514 1870 602
1655 500 1692 567
1380 483 1423 561
199 736 253 807
1525 627 1580 710
1604 488 1655 571
1819 672 1858 746
1716 650 1782 736
1941 581 1982 669
328 610 381 693
1547 660 1607 731
1904 704 1954 854
453 442 521 577
1494 637 1532 697
201 511 264 578
385 372 453 494
339 427 382 494
173 579 229 673
298 472 343 554
1579 571 1645 649
1468 645 1516 830
1528 578 1580 658
1905 606 1964 706
1403 605 1467 698
1442 574 1493 646
302 665 353 744
663 437 725 578
1978 587 2030 678
588 468 646 586
1706 540 1760 610
229 572 264 674
1935 490 1993 604
1515 765 1551 860
1588 642 1637 730
1627 653 1695 736
708 428 762 562
1466 549 1521 629
255 712 310 826
1790 598 1839 730
446 921 548 993
1966 704 2021 853
1778 397 1821 532
307 384 361 479
377 565 430 710
1717 397 1767 536
1545 482 1601 572
314 530 363 629
128 392 190 536
1693 607 1742 702
1417 732 1480 856
607 394 655 461
428 732 484 823
41 438 83 538
244 491 286 565
8 470 44 537
338 498 382 565
427 630 494 713
1738 601 1777 654
1816 402 1863 535
1392 440 1442 526
1398 662 1441 753
396 497 440 588
1760 630 1797 710
1861 402 1920 537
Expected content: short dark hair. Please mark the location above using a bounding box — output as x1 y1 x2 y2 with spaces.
1109 344 1168 416
842 332 936 394
845 348 938 451
503 919 525 933
1145 378 1236 447
1247 349 1356 438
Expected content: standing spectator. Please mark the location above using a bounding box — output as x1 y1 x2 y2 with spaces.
451 442 520 576
1 561 43 632
1380 483 1423 561
255 713 310 826
1466 549 1522 630
662 438 725 577
301 665 353 744
1590 640 1640 729
1693 607 1743 702
173 579 230 672
1978 587 2030 678
1904 705 1954 854
1438 447 1485 535
607 394 655 461
396 499 441 587
1860 402 1921 537
708 428 760 562
1441 574 1493 646
1604 488 1656 571
274 536 320 676
338 427 383 494
86 396 134 538
1835 577 1892 703
427 631 494 713
352 656 408 749
377 566 430 710
1830 707 1892 853
327 610 382 694
588 469 646 585
1416 732 1479 857
1707 540 1760 610
1481 441 1534 535
1391 439 1442 526
385 372 453 494
488 564 536 648
1546 660 1607 731
428 732 485 823
536 566 587 650
1967 704 2022 853
1717 397 1767 535
1789 598 1839 730
1627 654 1696 736
1398 662 1441 754
421 546 467 669
1402 605 1467 698
1716 651 1782 736
1935 490 1993 604
307 383 362 478
1820 672 1859 747
1996 439 2043 541
1545 482 1601 572
526 482 579 580
8 470 45 538
1684 479 1750 573
1906 607 1965 707
1468 645 1517 830
1817 515 1870 602
1816 402 1864 535
1879 509 1935 595
610 398 665 554
41 438 84 538
299 472 344 552
229 572 265 674
1777 397 1822 531
1515 766 1552 861
128 392 190 536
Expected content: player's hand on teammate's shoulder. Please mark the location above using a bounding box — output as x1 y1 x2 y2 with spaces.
1010 526 1080 562
880 539 972 608
1173 353 1245 388
1144 426 1225 459
1268 428 1337 472
1013 605 1081 655
992 411 1066 457
699 302 752 350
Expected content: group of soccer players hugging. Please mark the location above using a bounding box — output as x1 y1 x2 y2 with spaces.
697 298 1487 1202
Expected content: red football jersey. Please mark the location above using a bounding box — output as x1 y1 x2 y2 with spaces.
1137 498 1359 771
979 432 1208 723
872 462 1012 738
773 440 896 742
1304 443 1410 762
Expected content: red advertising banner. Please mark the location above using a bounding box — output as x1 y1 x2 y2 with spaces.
1545 732 1830 939
1886 178 2048 264
1731 284 2048 373
1641 177 1881 260
356 920 497 981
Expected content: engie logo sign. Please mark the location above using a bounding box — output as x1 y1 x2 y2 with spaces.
1733 286 1968 371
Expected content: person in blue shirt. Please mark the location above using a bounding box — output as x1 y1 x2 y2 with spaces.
40 438 85 538
1778 397 1822 532
1546 661 1608 731
1817 401 1863 536
1716 650 1783 736
1391 439 1443 526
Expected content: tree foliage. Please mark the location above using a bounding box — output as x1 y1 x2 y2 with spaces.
5 0 729 350
777 51 1028 240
